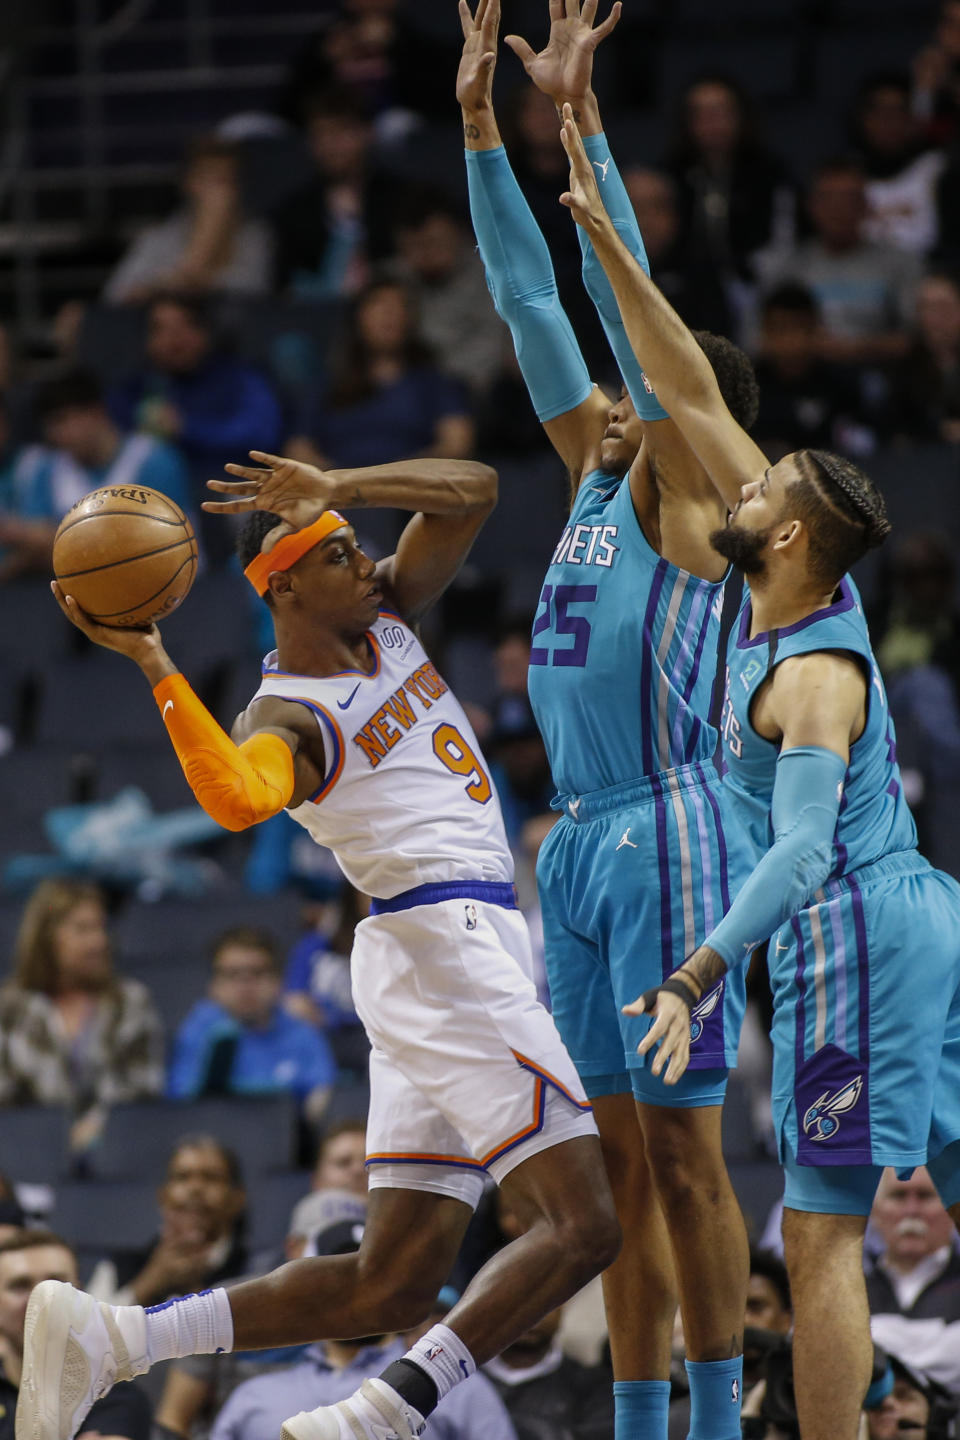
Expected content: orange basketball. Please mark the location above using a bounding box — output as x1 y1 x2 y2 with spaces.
53 485 199 627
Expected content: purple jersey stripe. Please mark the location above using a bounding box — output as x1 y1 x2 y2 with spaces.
640 560 670 775
679 582 715 706
652 774 674 980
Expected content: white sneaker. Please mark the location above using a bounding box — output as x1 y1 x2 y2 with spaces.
16 1281 147 1440
281 1379 425 1440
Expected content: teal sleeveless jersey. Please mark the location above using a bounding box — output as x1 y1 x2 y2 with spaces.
527 470 728 796
719 574 918 871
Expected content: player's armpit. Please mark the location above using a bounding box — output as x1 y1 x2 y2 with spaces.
154 674 295 831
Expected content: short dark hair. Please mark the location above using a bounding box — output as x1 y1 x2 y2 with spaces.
148 290 215 334
211 925 279 972
237 510 286 606
693 331 760 432
749 1246 792 1313
811 156 865 188
789 449 891 587
168 1134 245 1190
319 1117 367 1150
762 282 820 321
37 370 104 421
0 1229 73 1259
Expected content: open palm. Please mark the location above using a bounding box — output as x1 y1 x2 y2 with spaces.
456 0 500 111
506 0 621 105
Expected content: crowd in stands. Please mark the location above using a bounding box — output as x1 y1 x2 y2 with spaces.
2 0 960 1436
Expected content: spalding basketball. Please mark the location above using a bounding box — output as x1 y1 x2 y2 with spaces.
53 485 199 627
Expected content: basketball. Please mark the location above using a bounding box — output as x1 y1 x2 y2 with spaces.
53 485 199 627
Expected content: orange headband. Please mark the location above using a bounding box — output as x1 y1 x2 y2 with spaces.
244 511 348 596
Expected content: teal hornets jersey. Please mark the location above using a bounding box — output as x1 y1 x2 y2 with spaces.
719 575 918 871
527 470 728 796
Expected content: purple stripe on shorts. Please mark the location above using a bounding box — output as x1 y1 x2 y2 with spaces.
698 763 731 912
849 879 870 1063
791 914 807 1071
652 774 673 980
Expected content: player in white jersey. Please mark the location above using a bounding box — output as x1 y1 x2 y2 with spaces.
26 453 617 1440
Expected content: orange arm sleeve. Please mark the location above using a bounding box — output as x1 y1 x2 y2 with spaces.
153 673 296 832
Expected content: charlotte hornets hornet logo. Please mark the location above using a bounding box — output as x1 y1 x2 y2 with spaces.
690 982 723 1043
802 1075 863 1141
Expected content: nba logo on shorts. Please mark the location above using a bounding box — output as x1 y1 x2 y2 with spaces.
465 904 478 930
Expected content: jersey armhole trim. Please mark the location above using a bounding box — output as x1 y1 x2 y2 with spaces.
266 695 344 803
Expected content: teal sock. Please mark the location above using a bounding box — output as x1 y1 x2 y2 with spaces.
613 1379 670 1440
685 1357 743 1440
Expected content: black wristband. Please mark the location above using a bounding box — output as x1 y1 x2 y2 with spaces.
641 977 699 1014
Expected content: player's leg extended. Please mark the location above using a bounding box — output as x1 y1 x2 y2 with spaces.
637 1097 748 1439
782 1206 872 1440
17 1185 473 1440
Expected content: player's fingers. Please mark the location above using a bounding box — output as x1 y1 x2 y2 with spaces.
475 0 489 28
565 0 578 19
208 478 262 494
221 463 272 482
595 1 622 40
582 0 599 25
636 1012 668 1057
200 499 258 514
549 0 564 22
458 0 472 40
504 34 536 66
621 993 647 1016
247 450 283 467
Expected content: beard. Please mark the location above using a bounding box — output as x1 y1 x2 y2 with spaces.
710 519 770 576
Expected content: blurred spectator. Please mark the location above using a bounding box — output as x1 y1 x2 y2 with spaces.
745 1248 793 1348
286 1188 366 1260
0 370 192 580
912 0 960 147
475 345 550 459
0 1175 24 1247
518 813 558 1008
87 1136 247 1307
270 89 407 299
311 1119 367 1197
751 284 876 459
665 75 794 284
103 136 273 306
390 190 506 396
244 814 344 899
166 927 336 1126
485 620 552 848
762 159 920 365
886 270 960 441
290 278 474 469
483 1306 613 1440
865 1353 957 1440
622 166 733 335
852 73 946 255
866 1167 960 1399
109 294 283 562
209 1202 516 1440
0 879 164 1154
874 532 960 697
283 888 370 1077
0 1230 150 1440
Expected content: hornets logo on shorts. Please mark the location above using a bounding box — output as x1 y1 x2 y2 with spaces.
802 1075 863 1142
689 982 723 1044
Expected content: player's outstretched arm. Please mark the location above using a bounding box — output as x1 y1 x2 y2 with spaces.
508 1 672 430
458 0 608 486
624 652 866 1084
50 581 320 829
559 108 769 511
207 451 498 628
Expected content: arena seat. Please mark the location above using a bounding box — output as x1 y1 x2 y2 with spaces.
112 890 304 967
728 1160 784 1239
51 1177 160 1254
34 652 165 748
85 1093 301 1182
245 1168 315 1253
0 1106 71 1185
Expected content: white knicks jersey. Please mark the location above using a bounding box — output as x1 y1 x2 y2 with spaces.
251 609 514 899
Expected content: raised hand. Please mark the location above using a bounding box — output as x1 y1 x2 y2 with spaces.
50 580 163 660
203 451 336 531
505 0 621 110
558 104 607 228
456 0 500 113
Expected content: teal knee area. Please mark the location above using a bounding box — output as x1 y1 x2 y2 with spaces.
685 1357 743 1440
613 1380 670 1440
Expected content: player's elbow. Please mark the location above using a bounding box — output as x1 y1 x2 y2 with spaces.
463 462 498 512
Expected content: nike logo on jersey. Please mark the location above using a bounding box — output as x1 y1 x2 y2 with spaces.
616 828 637 850
163 700 174 719
337 683 362 711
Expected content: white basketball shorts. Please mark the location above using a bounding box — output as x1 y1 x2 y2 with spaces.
352 897 597 1208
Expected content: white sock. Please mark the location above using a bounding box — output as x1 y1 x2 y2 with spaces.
403 1323 476 1403
137 1288 234 1365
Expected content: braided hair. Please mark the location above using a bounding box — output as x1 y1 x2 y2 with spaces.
789 449 891 588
